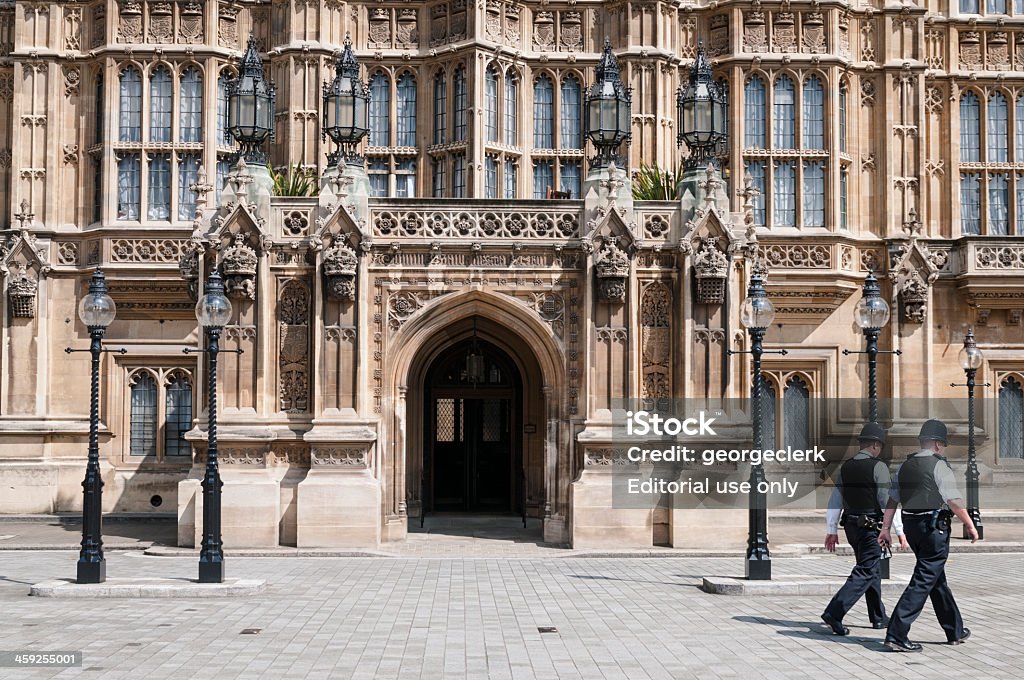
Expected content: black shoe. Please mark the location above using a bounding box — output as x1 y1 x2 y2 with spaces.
948 628 971 645
821 613 849 636
884 638 923 653
871 617 890 630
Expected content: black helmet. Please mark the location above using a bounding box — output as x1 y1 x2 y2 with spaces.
858 422 886 445
918 419 949 445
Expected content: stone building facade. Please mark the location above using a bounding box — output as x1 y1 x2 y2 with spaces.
1 0 1023 548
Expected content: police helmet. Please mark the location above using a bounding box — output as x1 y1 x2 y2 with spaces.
857 422 886 445
918 419 949 446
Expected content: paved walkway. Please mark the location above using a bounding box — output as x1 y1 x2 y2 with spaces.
0 550 1020 679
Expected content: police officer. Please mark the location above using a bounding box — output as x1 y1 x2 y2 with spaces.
879 419 979 652
820 422 907 636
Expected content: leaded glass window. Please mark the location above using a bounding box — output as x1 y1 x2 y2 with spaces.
839 82 847 153
534 76 554 148
999 377 1023 458
433 71 447 145
744 76 766 148
119 67 142 142
961 92 981 162
452 154 466 198
802 76 825 150
533 159 553 198
368 158 388 197
783 376 810 451
773 76 795 149
560 76 582 150
803 161 825 227
485 156 498 199
485 66 499 143
149 66 172 142
148 154 171 220
989 173 1010 235
130 373 158 456
164 373 192 457
454 67 468 141
179 67 202 143
504 73 518 145
217 71 233 146
177 154 199 221
396 159 416 197
396 73 417 147
961 173 982 234
745 161 766 226
988 93 1009 162
117 153 141 220
369 73 390 147
432 157 446 197
773 161 796 227
840 168 849 230
560 160 581 198
504 159 517 198
761 377 777 450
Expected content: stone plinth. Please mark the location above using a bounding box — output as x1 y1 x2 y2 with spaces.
701 574 911 596
30 578 266 598
177 470 281 548
296 468 381 548
570 471 652 549
671 507 748 549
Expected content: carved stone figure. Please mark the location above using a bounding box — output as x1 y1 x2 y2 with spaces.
220 232 259 300
595 240 629 303
322 242 358 301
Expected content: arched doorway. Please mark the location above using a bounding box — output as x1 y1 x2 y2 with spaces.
422 337 523 514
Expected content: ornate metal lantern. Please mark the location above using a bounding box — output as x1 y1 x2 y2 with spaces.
322 242 359 301
227 37 276 163
322 35 370 166
585 38 632 168
677 42 728 169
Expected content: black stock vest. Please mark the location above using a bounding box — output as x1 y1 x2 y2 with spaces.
898 454 945 512
839 457 885 515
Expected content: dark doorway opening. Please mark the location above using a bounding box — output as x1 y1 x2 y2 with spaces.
423 336 522 515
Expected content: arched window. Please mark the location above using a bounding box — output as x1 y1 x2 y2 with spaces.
95 73 104 144
839 81 847 153
369 73 390 147
179 66 202 142
1016 95 1024 161
504 72 518 145
165 373 193 457
961 0 979 11
485 66 499 143
149 66 172 142
802 76 824 150
990 173 1010 235
744 76 766 148
773 76 795 149
118 66 142 142
560 76 582 150
961 92 981 162
961 173 982 234
396 73 417 147
988 92 1009 162
454 66 468 141
783 376 810 451
761 376 777 450
116 153 141 219
534 75 554 148
1000 376 1024 458
130 373 158 456
803 161 825 227
216 71 232 146
148 154 170 220
433 71 447 145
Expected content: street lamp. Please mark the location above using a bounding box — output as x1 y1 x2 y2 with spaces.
676 41 728 170
193 271 232 583
735 263 786 580
227 37 276 164
68 269 120 584
952 328 988 540
322 34 369 166
584 38 632 169
843 271 900 577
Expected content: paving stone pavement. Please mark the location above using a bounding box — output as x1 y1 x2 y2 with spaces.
0 550 1021 680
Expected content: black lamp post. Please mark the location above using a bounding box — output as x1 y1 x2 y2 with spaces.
842 271 899 577
322 34 369 166
676 41 728 170
736 263 785 580
952 328 988 540
193 271 232 583
584 38 632 169
227 37 276 164
69 269 119 584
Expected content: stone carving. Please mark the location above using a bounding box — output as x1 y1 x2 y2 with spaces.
322 243 358 301
925 28 944 70
595 240 630 303
692 237 728 304
861 19 875 61
485 2 501 42
279 282 309 413
92 4 106 49
220 232 258 300
643 214 671 239
396 8 418 45
373 208 579 239
112 238 189 263
63 66 80 96
925 86 943 115
283 210 309 237
178 246 200 300
742 11 767 53
584 448 631 467
988 31 1009 70
312 447 369 467
57 242 79 266
900 270 929 323
6 264 38 318
1017 34 1024 71
860 79 875 107
708 14 729 56
179 1 204 44
802 11 825 53
117 0 142 44
64 7 82 51
960 31 982 70
889 230 939 324
450 0 466 42
505 5 520 44
388 291 421 329
369 7 391 46
148 1 172 43
534 11 554 51
640 282 671 411
218 2 239 47
772 12 797 53
561 11 582 51
760 244 831 269
838 13 850 58
430 3 447 46
976 245 1024 269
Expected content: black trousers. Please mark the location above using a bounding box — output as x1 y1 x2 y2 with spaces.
823 519 886 624
886 514 965 643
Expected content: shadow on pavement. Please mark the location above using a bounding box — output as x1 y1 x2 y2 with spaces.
733 615 890 651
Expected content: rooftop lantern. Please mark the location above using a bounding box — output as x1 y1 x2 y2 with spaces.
676 41 728 170
585 38 632 169
322 34 370 167
227 37 276 164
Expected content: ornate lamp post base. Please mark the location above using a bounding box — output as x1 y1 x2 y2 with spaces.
745 557 771 581
199 557 225 583
77 560 106 584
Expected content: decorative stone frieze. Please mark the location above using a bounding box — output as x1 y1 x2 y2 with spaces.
311 447 369 467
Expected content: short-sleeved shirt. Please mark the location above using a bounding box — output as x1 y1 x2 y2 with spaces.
826 450 903 535
889 450 962 506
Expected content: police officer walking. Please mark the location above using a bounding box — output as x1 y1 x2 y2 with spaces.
820 422 907 636
879 419 979 652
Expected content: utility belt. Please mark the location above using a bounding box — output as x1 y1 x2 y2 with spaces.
903 508 953 533
840 512 883 530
